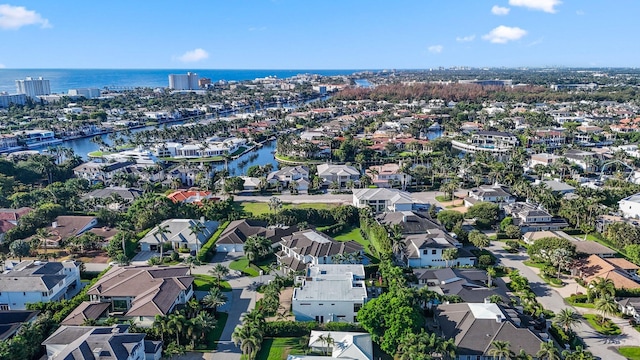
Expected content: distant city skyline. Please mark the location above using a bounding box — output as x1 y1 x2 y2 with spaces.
0 1 638 69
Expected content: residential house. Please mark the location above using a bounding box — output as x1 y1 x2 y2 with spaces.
277 230 364 273
413 268 508 303
81 266 194 326
530 153 561 167
38 216 98 248
42 324 162 360
522 230 616 258
539 180 575 195
619 193 640 219
596 214 640 233
464 184 515 207
216 219 297 253
562 149 599 172
0 260 81 310
352 188 414 213
529 129 567 149
287 331 373 360
617 298 640 322
139 219 218 253
0 207 33 225
575 255 640 290
451 131 519 154
292 264 367 323
0 310 39 340
167 190 218 205
316 164 360 188
435 303 546 360
267 166 310 188
73 161 135 184
503 202 568 232
365 163 412 189
81 187 142 210
402 231 476 268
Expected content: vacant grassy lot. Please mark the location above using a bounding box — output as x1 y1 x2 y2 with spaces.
255 337 308 360
239 201 339 216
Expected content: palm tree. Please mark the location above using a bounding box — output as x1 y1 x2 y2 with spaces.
536 341 560 360
188 221 207 256
562 346 594 360
595 295 618 324
153 224 171 260
167 313 187 346
514 349 533 360
553 308 581 334
487 266 497 288
35 228 52 257
232 325 263 360
588 277 615 301
202 287 228 316
268 196 283 213
442 248 458 268
209 264 230 288
438 338 457 360
183 256 201 275
488 341 513 360
241 309 266 331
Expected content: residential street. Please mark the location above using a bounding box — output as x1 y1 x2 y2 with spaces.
487 242 630 360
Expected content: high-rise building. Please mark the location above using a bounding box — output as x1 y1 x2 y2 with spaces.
0 93 27 108
68 88 101 99
168 72 200 90
15 77 51 98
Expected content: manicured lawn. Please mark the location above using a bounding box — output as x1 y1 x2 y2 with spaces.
523 260 546 268
435 195 452 202
583 314 622 335
618 346 640 360
255 337 308 360
331 225 377 262
239 201 339 216
229 256 273 277
196 312 228 351
193 274 231 292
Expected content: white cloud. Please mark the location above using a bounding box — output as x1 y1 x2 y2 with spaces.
428 45 443 54
508 0 561 13
491 5 511 15
0 63 5 68
576 10 585 15
482 25 527 43
177 48 209 63
456 35 476 42
0 4 50 30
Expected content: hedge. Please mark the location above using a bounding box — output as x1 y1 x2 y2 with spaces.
264 321 364 337
198 221 230 262
316 222 347 236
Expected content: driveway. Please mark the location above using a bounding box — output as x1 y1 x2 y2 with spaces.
486 242 627 360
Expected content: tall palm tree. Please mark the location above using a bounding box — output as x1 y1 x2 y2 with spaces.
183 256 201 275
536 341 560 360
202 287 227 316
595 295 618 324
167 313 187 346
487 266 497 288
232 325 263 360
438 338 457 360
588 277 615 301
35 228 52 257
553 308 581 334
153 224 171 260
562 346 594 360
488 341 513 360
188 221 207 256
209 264 230 288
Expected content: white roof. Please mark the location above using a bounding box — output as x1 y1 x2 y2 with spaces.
303 331 373 360
468 303 503 319
353 188 414 204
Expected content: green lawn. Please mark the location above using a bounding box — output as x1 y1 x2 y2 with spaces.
193 274 231 292
239 201 339 216
255 337 309 360
229 256 273 277
618 346 640 360
435 195 453 202
583 314 622 335
196 312 228 351
331 225 377 262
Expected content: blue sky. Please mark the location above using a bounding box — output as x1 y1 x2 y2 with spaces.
0 0 637 69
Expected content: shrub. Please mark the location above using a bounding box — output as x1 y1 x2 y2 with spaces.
318 222 347 236
478 254 494 266
264 321 316 337
549 324 571 346
567 294 589 304
197 221 229 262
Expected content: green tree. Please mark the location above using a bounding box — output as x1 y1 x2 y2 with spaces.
466 202 500 227
209 263 230 288
588 277 615 302
396 330 436 360
562 346 594 360
536 341 560 360
527 237 575 263
553 308 581 334
469 230 490 249
625 244 640 265
9 240 30 261
486 266 497 288
232 324 263 360
489 341 513 360
594 295 618 324
437 210 464 231
202 287 228 316
504 225 521 239
442 248 458 267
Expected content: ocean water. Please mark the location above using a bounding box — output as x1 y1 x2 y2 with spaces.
0 69 365 94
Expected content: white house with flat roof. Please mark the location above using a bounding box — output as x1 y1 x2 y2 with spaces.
292 264 367 323
619 193 640 219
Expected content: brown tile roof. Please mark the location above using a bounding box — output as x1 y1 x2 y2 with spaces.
87 266 194 317
0 207 33 222
61 302 111 326
577 255 640 290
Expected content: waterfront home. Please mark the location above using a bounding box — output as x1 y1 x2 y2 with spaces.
151 137 247 159
267 166 310 187
0 134 20 153
562 149 599 172
451 131 518 154
352 188 414 213
139 218 218 254
291 264 367 323
316 164 360 188
73 160 135 184
43 324 162 360
529 129 567 149
103 147 160 165
435 303 546 360
619 193 640 219
13 129 62 149
80 266 194 327
0 260 81 310
277 230 364 273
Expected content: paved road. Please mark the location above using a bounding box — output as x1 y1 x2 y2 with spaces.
486 242 627 360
